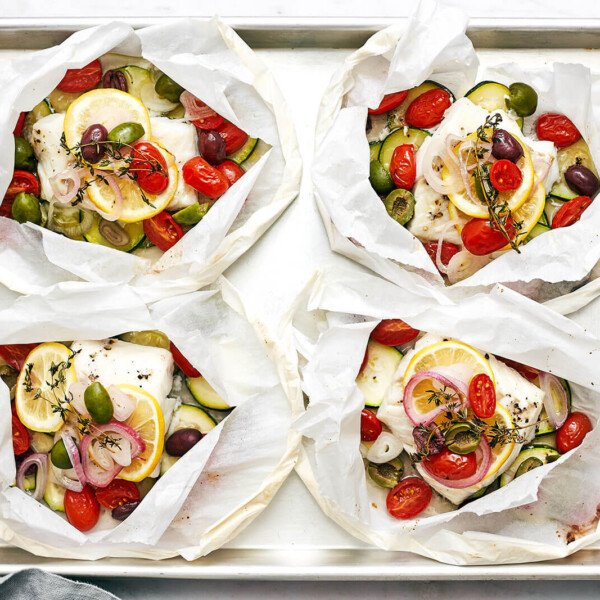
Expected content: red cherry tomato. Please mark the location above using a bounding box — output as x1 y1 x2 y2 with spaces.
389 144 416 190
461 215 516 256
216 122 249 155
12 414 29 456
496 357 540 381
192 114 225 131
552 196 593 229
489 159 523 192
386 477 432 520
64 485 101 532
424 447 477 481
182 156 230 199
371 319 419 346
368 91 408 116
361 409 382 442
216 160 245 186
2 171 40 218
57 60 102 93
13 112 26 137
0 344 37 371
424 242 460 271
143 211 183 252
170 342 200 378
556 412 593 454
405 89 452 129
536 113 581 149
131 142 169 195
469 373 496 419
95 480 140 510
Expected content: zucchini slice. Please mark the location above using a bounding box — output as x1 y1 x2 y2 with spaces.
83 213 145 253
356 340 403 408
379 127 431 172
550 138 598 201
544 196 564 225
44 481 66 512
369 141 382 163
465 81 524 129
29 431 54 454
240 139 270 172
46 89 82 113
186 376 231 411
525 222 550 242
227 137 258 165
499 445 560 487
116 65 152 100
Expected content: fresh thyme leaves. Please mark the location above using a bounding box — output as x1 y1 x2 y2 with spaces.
426 386 459 407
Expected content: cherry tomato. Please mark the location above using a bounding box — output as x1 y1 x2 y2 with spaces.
216 160 245 186
405 89 452 129
461 215 516 256
424 447 477 481
496 357 539 381
143 211 183 252
386 477 432 519
216 122 248 155
57 60 102 93
389 144 416 190
64 485 100 532
182 156 230 199
556 412 592 454
170 342 200 378
424 242 460 270
130 142 169 195
552 196 593 229
192 114 224 131
13 112 26 137
489 159 523 192
0 343 37 370
368 91 408 115
469 373 496 419
2 171 40 219
12 414 29 455
536 113 581 149
95 480 140 510
361 409 382 442
371 319 419 346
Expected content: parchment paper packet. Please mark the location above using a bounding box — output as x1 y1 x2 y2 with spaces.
0 18 301 303
292 266 600 565
312 0 600 307
0 278 299 560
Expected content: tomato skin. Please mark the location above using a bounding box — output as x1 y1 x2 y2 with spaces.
497 357 539 381
216 122 249 155
461 216 516 256
552 196 593 229
64 485 101 532
371 319 419 346
57 60 102 93
0 343 37 371
424 242 460 270
12 414 30 455
2 171 40 218
192 114 224 131
405 89 452 129
361 409 382 442
386 477 432 519
368 91 408 115
536 113 581 149
131 142 169 195
389 144 416 190
95 480 140 510
216 160 245 186
469 374 496 419
170 342 200 378
182 156 230 198
489 159 523 192
424 447 477 481
556 412 592 454
143 212 183 252
13 112 26 137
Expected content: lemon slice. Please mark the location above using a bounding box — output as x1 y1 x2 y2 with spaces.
15 343 76 433
64 89 151 149
116 384 165 482
481 404 516 478
444 131 534 218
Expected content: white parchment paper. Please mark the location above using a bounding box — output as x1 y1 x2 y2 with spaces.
0 278 299 560
293 267 600 564
0 18 301 303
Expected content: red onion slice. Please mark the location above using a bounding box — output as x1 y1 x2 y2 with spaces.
95 421 145 459
421 137 463 195
68 381 90 417
50 167 87 204
61 430 86 489
50 464 84 492
366 432 404 464
539 372 569 430
108 385 137 422
180 91 217 120
16 453 49 501
80 434 122 488
433 219 461 275
96 175 123 222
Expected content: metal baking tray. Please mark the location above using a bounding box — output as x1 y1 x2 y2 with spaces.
0 17 599 580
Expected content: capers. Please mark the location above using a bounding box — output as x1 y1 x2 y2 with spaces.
369 160 394 195
119 330 170 350
11 192 42 224
50 438 73 470
155 74 184 103
506 82 538 117
98 219 131 247
384 188 415 225
84 382 114 424
515 456 543 478
367 458 404 488
445 423 480 455
107 122 145 149
14 136 34 170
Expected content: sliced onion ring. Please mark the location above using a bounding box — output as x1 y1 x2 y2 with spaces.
16 453 49 501
422 136 463 195
539 372 569 430
96 175 123 222
50 167 87 204
366 432 404 464
50 463 83 492
180 91 217 120
61 430 86 489
80 434 122 488
108 385 137 422
95 421 145 459
68 381 90 417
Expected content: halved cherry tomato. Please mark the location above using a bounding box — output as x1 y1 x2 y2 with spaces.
182 156 230 198
386 476 432 519
12 414 29 455
424 446 477 481
405 89 452 129
489 159 522 192
361 409 382 442
552 196 593 229
461 215 516 256
536 113 581 149
192 114 225 131
13 112 26 137
556 412 592 454
143 211 183 252
2 171 40 219
57 60 102 93
469 373 496 419
216 122 248 155
368 91 408 116
389 144 416 190
424 242 460 271
64 485 101 532
95 480 140 510
130 142 169 195
371 319 419 346
0 343 37 371
497 357 539 381
170 342 200 378
216 160 245 186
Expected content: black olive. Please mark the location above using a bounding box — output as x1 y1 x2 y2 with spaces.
198 130 226 165
565 165 599 197
112 501 139 521
166 428 203 457
103 70 128 92
491 129 523 163
80 124 108 163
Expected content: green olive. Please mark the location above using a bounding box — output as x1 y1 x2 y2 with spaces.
173 202 209 226
367 458 404 488
50 438 73 470
84 382 114 424
369 160 394 195
11 192 42 224
384 188 415 225
506 82 538 117
107 122 145 148
515 456 544 478
119 330 170 350
445 423 481 455
14 136 33 170
155 74 184 103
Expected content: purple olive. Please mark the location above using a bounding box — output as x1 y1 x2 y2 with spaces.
112 501 139 521
198 130 226 165
565 164 599 197
491 129 524 163
102 69 128 92
166 428 203 457
80 124 108 163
